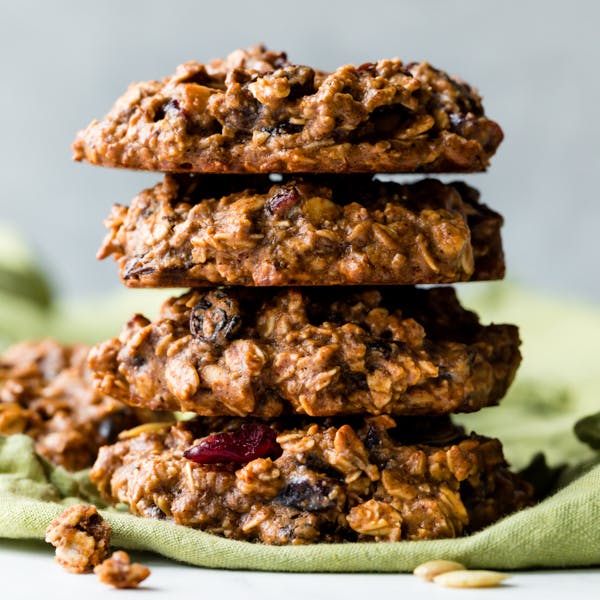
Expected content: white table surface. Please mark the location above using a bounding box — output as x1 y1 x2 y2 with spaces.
1 539 599 600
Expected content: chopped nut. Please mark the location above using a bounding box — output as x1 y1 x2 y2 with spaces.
94 551 151 589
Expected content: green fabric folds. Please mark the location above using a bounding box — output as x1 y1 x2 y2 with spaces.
1 434 599 571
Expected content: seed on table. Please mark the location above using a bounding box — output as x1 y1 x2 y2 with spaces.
433 570 509 588
413 559 465 581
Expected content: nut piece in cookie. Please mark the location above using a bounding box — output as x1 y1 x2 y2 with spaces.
45 504 111 573
94 551 151 589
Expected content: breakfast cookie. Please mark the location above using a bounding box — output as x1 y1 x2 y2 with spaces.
0 339 158 470
100 175 504 287
88 286 520 417
90 417 533 544
73 45 502 174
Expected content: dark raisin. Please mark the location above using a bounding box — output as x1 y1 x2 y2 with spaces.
131 354 146 367
366 340 394 360
370 104 411 136
276 476 338 511
183 423 282 464
97 409 133 444
261 122 303 135
152 106 166 122
122 258 155 280
225 95 261 132
189 290 242 345
265 186 300 216
364 424 382 451
272 52 288 69
303 453 345 480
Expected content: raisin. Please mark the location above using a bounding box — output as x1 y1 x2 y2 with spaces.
183 423 282 464
272 52 288 69
122 258 155 280
276 476 339 511
225 95 261 132
366 340 394 360
265 186 300 216
97 409 134 444
364 424 382 451
261 122 303 135
189 290 242 345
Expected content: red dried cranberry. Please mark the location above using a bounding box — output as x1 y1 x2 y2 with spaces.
183 423 282 464
266 186 299 216
357 62 377 72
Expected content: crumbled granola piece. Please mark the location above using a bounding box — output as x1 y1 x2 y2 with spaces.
45 504 111 573
94 551 151 589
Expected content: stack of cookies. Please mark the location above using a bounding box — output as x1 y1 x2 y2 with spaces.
75 46 532 545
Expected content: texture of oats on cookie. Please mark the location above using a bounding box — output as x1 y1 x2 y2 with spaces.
99 176 504 288
87 286 520 417
90 417 533 544
73 45 502 174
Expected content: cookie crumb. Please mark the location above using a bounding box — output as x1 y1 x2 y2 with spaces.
94 551 151 588
45 504 111 573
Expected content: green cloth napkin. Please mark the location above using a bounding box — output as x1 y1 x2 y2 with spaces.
1 435 599 571
0 227 599 571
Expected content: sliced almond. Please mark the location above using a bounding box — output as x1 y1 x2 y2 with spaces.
433 569 509 588
117 421 173 440
413 559 465 581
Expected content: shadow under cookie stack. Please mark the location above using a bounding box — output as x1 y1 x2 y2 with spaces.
75 46 533 545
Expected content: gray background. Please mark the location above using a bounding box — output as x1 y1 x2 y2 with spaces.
1 0 598 301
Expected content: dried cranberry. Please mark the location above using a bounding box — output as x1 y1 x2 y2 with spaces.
266 186 299 216
357 62 376 72
183 423 282 464
189 290 242 345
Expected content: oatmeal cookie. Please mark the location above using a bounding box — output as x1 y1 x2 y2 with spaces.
45 504 111 573
90 417 533 545
88 287 520 417
100 176 504 287
0 339 158 471
73 45 502 174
